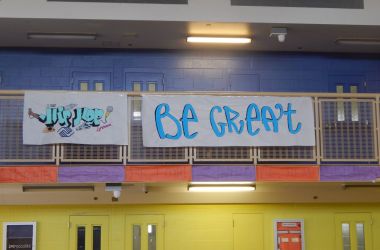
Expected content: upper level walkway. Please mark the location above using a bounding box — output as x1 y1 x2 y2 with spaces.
0 90 378 166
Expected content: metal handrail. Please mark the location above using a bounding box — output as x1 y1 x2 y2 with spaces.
0 90 379 98
0 90 378 165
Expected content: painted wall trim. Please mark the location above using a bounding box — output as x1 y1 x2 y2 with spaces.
320 165 380 182
125 165 191 182
256 165 320 182
58 165 125 183
192 165 255 182
0 166 57 183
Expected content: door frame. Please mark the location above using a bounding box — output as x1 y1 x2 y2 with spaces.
334 213 373 250
124 214 165 250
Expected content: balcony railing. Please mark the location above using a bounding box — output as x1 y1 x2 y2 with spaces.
0 91 378 165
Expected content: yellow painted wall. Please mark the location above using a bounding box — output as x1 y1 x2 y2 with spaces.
1 204 380 250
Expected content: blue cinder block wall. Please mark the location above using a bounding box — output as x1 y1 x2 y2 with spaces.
0 49 379 92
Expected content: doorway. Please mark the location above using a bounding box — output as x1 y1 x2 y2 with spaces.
125 73 164 92
69 216 109 250
233 213 264 250
72 72 111 91
125 215 165 250
335 213 372 250
328 75 365 93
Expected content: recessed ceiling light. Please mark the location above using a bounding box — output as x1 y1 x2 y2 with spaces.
27 33 97 40
336 38 380 46
122 33 138 38
187 36 252 44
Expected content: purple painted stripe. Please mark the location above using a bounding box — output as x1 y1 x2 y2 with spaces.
320 166 380 182
58 166 125 183
192 165 255 182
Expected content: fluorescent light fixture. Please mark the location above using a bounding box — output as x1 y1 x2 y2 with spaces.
23 185 94 192
190 181 254 185
27 33 97 40
336 39 380 46
188 184 255 192
187 36 252 44
342 184 380 189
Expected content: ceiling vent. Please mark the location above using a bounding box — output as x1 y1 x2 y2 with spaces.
47 0 188 3
231 0 363 9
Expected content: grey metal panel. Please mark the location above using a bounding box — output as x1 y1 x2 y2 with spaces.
0 96 55 162
194 147 253 162
320 99 377 161
128 97 188 162
60 144 123 163
231 0 363 9
258 146 315 162
47 0 187 4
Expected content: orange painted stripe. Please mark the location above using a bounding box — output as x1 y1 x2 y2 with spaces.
125 165 191 182
0 166 57 183
256 165 319 182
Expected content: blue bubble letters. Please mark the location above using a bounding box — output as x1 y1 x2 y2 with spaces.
154 102 302 140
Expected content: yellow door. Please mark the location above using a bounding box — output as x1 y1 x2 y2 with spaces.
125 215 164 250
335 213 372 250
69 216 109 250
233 214 264 250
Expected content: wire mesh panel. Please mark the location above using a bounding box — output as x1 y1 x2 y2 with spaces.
320 99 377 161
128 97 188 162
0 96 55 162
60 144 123 162
258 146 315 162
193 147 253 162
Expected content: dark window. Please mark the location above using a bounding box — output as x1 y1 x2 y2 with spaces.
93 226 101 250
77 226 86 250
7 225 33 238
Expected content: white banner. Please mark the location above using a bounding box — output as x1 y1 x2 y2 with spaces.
142 95 315 147
23 91 128 145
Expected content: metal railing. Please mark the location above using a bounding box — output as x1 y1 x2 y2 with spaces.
0 91 378 165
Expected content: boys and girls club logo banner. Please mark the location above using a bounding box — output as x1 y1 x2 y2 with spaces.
23 91 128 145
142 95 315 147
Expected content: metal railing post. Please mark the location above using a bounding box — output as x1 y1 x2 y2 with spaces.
314 97 321 164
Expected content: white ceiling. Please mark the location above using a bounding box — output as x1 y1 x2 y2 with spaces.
1 18 380 53
1 0 380 26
